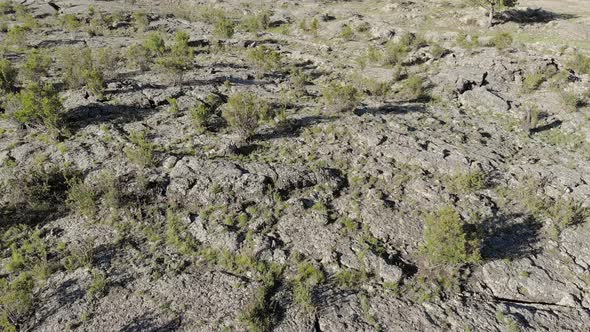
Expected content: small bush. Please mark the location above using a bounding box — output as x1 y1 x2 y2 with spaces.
3 83 63 130
522 73 546 92
66 177 97 219
0 273 34 321
60 13 80 32
246 45 281 78
213 15 235 39
156 31 194 85
86 270 108 301
0 58 17 92
58 47 106 97
568 52 590 75
222 92 271 138
142 32 166 57
5 25 26 48
549 198 590 233
456 33 479 49
20 49 51 82
340 25 354 40
126 44 151 71
561 92 583 112
292 261 325 312
383 40 409 67
490 32 513 50
420 206 480 266
240 10 271 32
321 82 361 112
191 93 222 133
132 11 149 32
397 75 424 101
289 67 309 97
124 130 156 167
446 170 486 193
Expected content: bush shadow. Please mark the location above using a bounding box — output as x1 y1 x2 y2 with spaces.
480 213 543 260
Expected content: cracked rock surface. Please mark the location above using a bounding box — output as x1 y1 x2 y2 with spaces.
1 0 590 331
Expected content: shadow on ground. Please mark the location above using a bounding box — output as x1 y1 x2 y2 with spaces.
480 213 543 260
65 103 157 133
256 115 338 141
500 8 576 24
354 103 425 116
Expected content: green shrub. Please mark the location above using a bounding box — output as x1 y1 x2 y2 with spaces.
340 25 354 40
289 67 309 97
166 210 199 255
5 25 26 48
156 31 194 85
86 270 107 301
191 93 222 133
383 40 409 66
83 69 105 98
222 92 271 138
397 75 424 101
299 17 320 36
0 1 14 14
456 33 480 49
420 206 481 266
292 261 325 312
142 32 166 56
66 177 97 219
246 45 281 77
213 15 235 38
568 52 590 75
3 83 63 130
124 130 156 167
60 13 80 32
490 32 513 50
58 47 91 89
446 170 486 193
58 47 106 97
522 72 547 92
126 43 151 71
321 82 361 112
20 49 51 82
240 10 271 32
0 58 17 92
240 281 278 332
0 273 34 321
334 268 366 288
561 92 582 112
549 198 590 233
132 11 149 31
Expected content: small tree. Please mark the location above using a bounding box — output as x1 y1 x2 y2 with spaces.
467 0 518 27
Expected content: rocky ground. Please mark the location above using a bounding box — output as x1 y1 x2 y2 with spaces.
1 0 590 331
